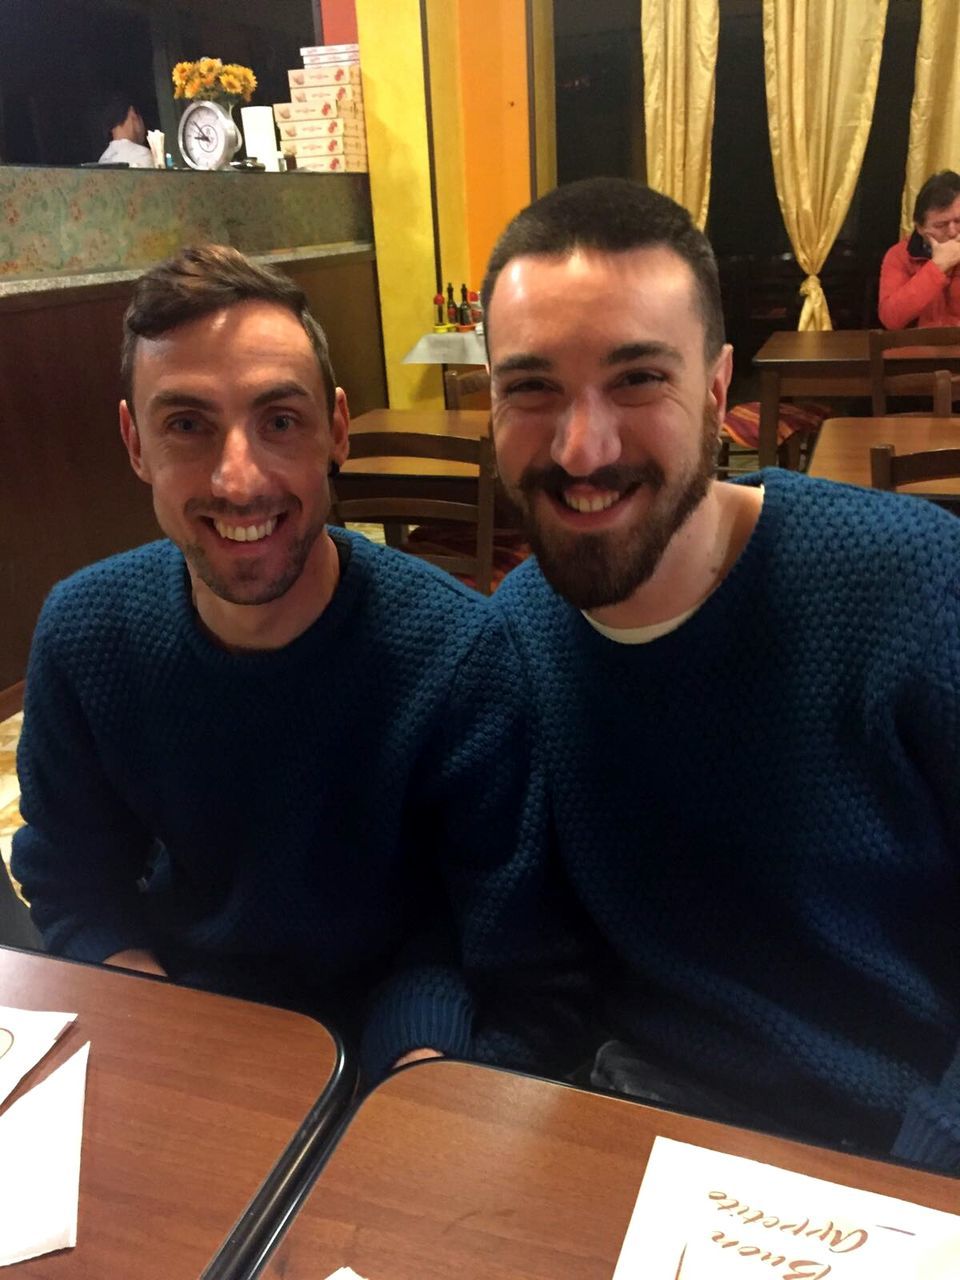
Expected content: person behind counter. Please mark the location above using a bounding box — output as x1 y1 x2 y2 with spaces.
96 93 154 168
878 169 960 328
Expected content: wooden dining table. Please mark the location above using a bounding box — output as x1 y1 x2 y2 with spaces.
258 1058 959 1280
0 945 352 1280
807 415 960 493
752 330 960 470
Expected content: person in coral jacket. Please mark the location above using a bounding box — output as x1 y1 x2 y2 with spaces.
879 169 960 329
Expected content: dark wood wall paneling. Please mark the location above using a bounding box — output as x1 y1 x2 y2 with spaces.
0 254 387 699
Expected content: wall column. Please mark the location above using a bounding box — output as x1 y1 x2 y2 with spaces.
355 0 443 407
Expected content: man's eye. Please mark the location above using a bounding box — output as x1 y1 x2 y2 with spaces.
503 379 555 398
620 369 665 387
269 413 296 431
168 417 201 434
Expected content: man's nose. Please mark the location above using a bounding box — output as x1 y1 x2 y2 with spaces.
551 393 622 477
211 426 268 501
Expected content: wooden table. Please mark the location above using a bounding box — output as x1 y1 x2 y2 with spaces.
0 946 352 1280
259 1059 959 1280
753 330 960 470
808 415 960 493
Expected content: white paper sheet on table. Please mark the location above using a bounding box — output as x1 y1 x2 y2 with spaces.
613 1136 960 1279
0 1004 76 1105
323 1270 368 1279
0 1040 89 1268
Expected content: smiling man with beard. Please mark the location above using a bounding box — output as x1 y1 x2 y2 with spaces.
12 245 531 1083
477 178 960 1175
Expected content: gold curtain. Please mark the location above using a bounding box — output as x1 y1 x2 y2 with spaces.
900 0 960 238
763 0 888 330
641 0 719 230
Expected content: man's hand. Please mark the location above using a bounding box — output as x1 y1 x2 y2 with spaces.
928 235 960 275
392 1047 444 1069
103 948 168 978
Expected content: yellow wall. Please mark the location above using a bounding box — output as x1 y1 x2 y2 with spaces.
359 1 554 406
428 1 555 297
458 2 532 288
425 0 471 292
354 0 442 408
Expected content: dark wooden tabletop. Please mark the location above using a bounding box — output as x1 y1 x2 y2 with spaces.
0 946 344 1280
808 415 960 491
752 330 870 370
260 1058 959 1280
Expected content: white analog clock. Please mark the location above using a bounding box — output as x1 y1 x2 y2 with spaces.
177 101 242 171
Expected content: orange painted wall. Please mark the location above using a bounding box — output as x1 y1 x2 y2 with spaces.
456 1 532 287
319 0 358 45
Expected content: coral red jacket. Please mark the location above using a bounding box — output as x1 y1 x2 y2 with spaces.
879 232 960 329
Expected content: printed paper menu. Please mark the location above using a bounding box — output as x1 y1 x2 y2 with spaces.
613 1137 960 1279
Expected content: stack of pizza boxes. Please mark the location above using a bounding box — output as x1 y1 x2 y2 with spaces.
273 43 368 173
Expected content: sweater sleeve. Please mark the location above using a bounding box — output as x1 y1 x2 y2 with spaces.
359 614 595 1084
890 580 960 1172
11 599 154 963
878 244 949 329
891 1050 960 1174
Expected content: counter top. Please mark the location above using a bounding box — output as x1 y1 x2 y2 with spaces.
0 241 375 305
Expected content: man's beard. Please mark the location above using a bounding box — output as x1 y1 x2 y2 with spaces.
516 404 720 610
181 497 327 606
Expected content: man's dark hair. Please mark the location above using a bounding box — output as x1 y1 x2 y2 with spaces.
95 93 134 143
481 177 725 358
913 171 960 226
121 245 337 416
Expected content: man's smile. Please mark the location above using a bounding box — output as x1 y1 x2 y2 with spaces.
210 514 282 543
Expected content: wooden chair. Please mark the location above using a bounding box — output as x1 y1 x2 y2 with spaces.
868 327 960 415
443 368 490 409
870 443 960 491
331 430 496 594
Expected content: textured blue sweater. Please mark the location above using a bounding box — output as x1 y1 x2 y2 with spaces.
491 470 960 1173
12 529 526 1081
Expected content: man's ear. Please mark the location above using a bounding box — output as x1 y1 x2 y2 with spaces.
330 387 350 465
708 343 734 426
119 400 151 482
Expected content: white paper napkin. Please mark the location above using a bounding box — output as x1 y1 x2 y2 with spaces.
0 1004 76 1105
614 1135 960 1279
146 129 165 168
0 1041 89 1267
324 1270 369 1280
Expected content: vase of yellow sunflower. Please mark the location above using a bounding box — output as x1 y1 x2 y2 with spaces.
172 59 257 168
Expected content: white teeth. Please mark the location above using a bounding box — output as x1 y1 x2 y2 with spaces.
563 492 620 514
213 516 278 542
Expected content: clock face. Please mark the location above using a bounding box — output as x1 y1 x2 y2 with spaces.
178 101 231 170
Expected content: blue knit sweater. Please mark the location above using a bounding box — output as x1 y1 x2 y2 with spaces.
491 470 960 1174
12 529 526 1081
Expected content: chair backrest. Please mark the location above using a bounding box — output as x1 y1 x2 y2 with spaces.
331 430 497 594
444 368 491 409
868 327 960 415
870 442 960 490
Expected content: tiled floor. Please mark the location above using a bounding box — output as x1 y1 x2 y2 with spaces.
0 712 24 889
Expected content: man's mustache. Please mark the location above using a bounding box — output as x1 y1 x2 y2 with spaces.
518 462 666 497
184 496 296 519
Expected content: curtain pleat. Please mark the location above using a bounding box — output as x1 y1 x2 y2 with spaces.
641 0 719 230
900 0 960 238
762 0 888 330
